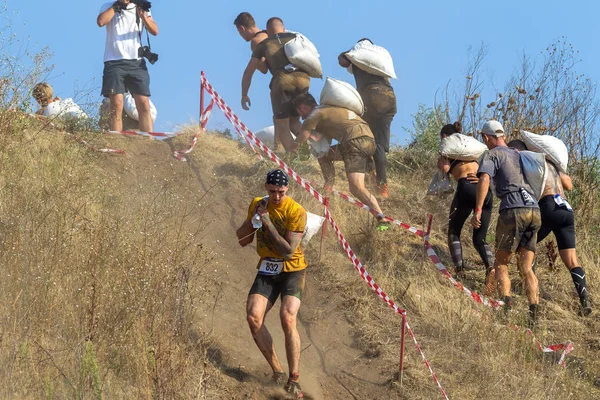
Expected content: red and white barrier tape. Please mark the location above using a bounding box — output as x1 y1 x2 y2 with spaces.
109 129 181 141
425 214 573 364
406 321 450 400
173 99 215 161
329 187 425 236
324 207 405 315
200 73 449 399
424 238 504 309
507 323 574 366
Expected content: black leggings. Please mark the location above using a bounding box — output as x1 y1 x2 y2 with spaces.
448 178 494 269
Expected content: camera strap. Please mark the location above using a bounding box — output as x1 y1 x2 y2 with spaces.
135 10 153 50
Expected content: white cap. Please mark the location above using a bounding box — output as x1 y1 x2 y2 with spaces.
480 120 505 137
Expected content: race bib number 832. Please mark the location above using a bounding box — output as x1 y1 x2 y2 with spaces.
258 257 284 275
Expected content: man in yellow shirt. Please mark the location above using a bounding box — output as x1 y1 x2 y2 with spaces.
236 169 307 398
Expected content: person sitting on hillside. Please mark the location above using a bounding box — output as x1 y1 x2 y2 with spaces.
236 169 307 399
241 17 310 153
508 140 592 317
471 120 542 327
290 92 389 231
32 82 88 120
32 82 60 115
338 38 397 198
233 12 268 74
437 121 495 282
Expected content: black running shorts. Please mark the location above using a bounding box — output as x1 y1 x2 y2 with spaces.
249 270 306 304
537 195 576 250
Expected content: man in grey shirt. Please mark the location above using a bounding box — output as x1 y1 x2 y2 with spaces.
471 120 542 327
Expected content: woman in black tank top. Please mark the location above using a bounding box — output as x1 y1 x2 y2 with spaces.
437 122 494 279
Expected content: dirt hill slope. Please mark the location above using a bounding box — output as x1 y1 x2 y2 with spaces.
1 124 599 399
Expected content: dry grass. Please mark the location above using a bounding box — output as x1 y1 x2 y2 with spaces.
307 147 600 399
0 119 598 399
0 118 232 398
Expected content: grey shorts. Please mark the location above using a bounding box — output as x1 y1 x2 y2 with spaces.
101 59 151 97
496 207 541 253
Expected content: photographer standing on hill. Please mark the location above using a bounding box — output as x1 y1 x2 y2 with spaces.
97 0 158 133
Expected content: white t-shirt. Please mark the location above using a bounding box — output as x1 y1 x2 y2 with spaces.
43 99 88 120
99 2 152 62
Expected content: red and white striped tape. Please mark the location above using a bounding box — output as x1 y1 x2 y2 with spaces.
200 73 449 399
329 187 425 236
109 129 181 141
508 323 574 366
324 207 405 315
406 321 450 400
424 238 504 309
424 215 573 364
173 98 215 161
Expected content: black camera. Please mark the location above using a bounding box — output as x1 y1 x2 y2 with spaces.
138 45 159 64
130 0 152 12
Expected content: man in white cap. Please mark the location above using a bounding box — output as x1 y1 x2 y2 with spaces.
471 120 542 327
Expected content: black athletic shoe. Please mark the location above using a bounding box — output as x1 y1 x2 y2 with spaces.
580 298 592 317
503 296 513 312
454 266 466 280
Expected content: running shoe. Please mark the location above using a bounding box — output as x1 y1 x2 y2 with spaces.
272 371 287 385
580 298 592 317
376 220 391 232
284 378 303 399
378 183 389 198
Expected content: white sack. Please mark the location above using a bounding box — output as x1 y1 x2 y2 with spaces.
302 211 325 248
123 92 157 123
320 77 364 116
44 98 88 120
284 33 322 78
427 170 454 195
439 133 488 161
521 130 568 173
520 150 548 200
345 41 397 79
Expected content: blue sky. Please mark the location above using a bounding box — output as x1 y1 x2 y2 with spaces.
8 0 600 144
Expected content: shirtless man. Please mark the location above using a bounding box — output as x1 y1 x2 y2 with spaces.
241 17 310 152
234 12 268 74
509 140 592 316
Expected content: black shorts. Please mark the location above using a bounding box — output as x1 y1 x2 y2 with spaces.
101 59 151 97
537 195 576 250
249 270 306 304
